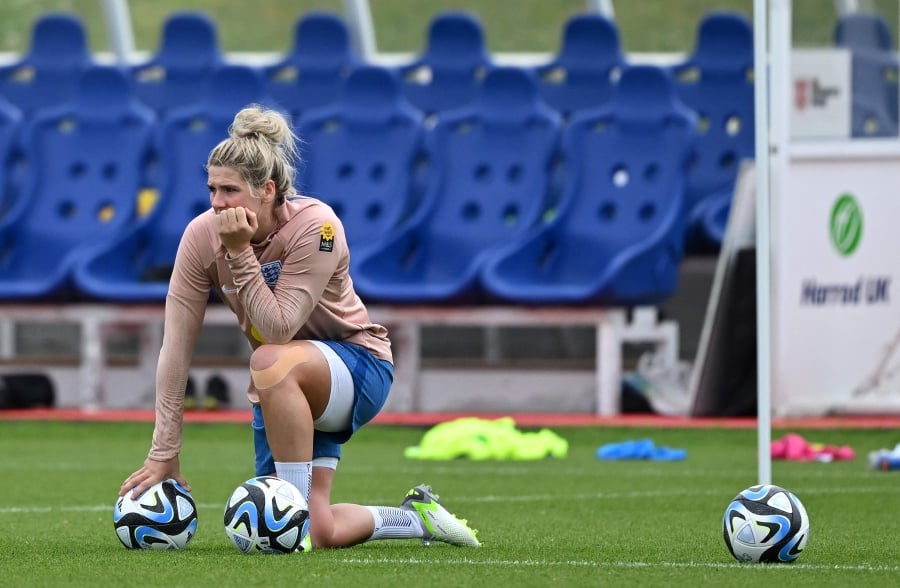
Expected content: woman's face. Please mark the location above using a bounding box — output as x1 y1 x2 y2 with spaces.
208 166 261 215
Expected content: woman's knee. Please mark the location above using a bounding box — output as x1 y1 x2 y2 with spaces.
250 343 311 391
249 344 281 372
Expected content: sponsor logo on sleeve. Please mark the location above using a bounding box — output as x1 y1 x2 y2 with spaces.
319 222 335 252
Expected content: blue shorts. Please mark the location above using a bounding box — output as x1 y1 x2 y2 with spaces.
252 341 393 475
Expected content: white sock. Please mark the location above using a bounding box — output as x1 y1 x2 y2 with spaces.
365 506 425 541
274 461 312 505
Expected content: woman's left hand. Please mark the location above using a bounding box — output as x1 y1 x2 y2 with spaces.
217 206 257 255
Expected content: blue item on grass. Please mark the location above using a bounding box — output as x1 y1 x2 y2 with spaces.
596 439 686 461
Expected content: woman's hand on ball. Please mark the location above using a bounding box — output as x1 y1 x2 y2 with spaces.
119 456 190 499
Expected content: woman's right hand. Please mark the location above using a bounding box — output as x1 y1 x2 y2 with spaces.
119 456 190 499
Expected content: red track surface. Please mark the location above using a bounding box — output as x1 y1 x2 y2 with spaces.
1 408 899 429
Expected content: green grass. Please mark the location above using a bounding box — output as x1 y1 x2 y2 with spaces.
0 421 898 587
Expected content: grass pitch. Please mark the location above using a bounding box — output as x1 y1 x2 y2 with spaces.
0 420 898 587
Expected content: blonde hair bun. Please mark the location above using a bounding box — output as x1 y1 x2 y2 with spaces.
230 105 291 147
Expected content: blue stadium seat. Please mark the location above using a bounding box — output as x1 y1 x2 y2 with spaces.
834 11 893 51
263 12 361 121
481 65 696 305
0 66 156 300
688 189 731 255
73 65 268 301
0 95 24 222
351 67 560 303
295 66 425 266
669 11 755 253
834 13 899 138
851 91 898 137
533 13 626 119
0 13 94 116
851 53 899 137
396 12 494 117
130 12 225 116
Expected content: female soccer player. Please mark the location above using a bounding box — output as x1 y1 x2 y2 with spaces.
118 105 479 550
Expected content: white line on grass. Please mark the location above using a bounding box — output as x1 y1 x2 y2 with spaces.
342 464 891 479
337 556 900 573
0 484 892 514
449 485 894 504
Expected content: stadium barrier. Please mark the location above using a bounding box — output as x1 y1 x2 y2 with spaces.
0 303 678 415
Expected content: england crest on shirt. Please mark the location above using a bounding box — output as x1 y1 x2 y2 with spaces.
260 260 282 287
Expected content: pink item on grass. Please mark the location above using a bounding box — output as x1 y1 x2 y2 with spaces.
822 444 856 461
770 433 855 462
782 433 816 461
771 438 786 459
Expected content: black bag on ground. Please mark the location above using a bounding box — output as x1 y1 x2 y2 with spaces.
0 374 56 408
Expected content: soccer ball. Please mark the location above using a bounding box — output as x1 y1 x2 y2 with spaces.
113 479 198 550
223 476 310 554
723 484 810 563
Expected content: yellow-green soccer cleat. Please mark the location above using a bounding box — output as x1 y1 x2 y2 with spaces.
401 484 481 547
297 532 312 553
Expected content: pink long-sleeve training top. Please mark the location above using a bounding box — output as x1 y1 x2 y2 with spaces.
148 196 392 461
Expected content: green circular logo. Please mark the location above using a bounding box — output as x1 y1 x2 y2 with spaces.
829 193 863 256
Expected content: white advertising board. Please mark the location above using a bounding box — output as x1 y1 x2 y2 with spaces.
790 48 852 140
774 147 900 415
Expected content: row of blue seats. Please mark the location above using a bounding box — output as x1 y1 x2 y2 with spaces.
6 9 889 120
4 7 895 262
0 58 698 306
349 63 695 306
2 9 739 119
7 9 894 136
0 10 756 259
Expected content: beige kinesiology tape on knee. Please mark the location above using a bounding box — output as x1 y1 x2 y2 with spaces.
250 346 309 390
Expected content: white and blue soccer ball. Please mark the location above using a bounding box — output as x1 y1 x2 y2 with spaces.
723 484 810 563
113 479 198 550
223 476 310 554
